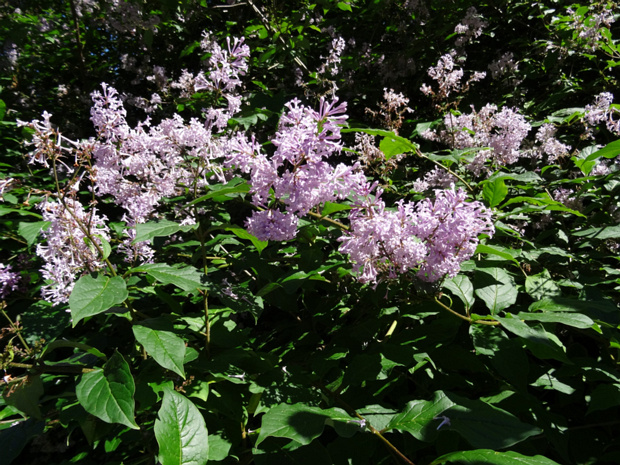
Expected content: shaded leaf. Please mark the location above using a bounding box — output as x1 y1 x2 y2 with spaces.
0 419 45 465
384 391 454 440
134 220 183 244
443 275 475 310
475 268 518 314
255 403 351 447
442 392 542 449
525 269 561 301
495 315 571 363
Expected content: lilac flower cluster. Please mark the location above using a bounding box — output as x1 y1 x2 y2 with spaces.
421 104 531 177
339 185 494 283
565 6 616 51
366 88 413 134
36 198 111 305
172 33 249 129
420 51 486 102
584 92 620 136
454 7 488 47
227 98 366 241
0 264 21 299
420 52 464 99
488 52 518 79
318 37 346 77
535 124 571 163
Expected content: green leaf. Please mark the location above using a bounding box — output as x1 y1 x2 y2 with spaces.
525 269 561 300
442 392 542 449
483 178 508 207
0 205 43 218
587 383 620 414
186 178 249 206
76 351 139 429
474 268 518 314
585 139 620 162
69 274 128 326
474 244 520 267
155 387 209 465
3 375 43 419
516 311 593 329
336 2 352 11
133 323 186 378
134 220 183 244
342 128 418 152
0 419 45 465
18 221 50 246
131 263 205 292
431 449 561 465
443 275 475 310
224 226 268 253
321 202 351 216
384 391 455 440
572 224 620 240
379 136 413 160
255 403 352 447
495 315 571 363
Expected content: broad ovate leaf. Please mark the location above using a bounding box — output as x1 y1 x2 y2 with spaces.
384 391 455 441
131 263 205 292
76 351 139 430
155 387 209 465
69 274 128 326
255 403 352 447
133 324 186 378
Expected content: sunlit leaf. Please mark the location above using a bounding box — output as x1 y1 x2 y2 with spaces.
155 387 209 465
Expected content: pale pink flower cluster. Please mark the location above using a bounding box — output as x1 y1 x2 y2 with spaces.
421 104 531 177
339 185 494 283
488 52 518 79
36 198 111 305
584 92 620 136
454 7 488 47
227 98 366 241
421 51 485 100
421 52 464 99
565 6 615 51
352 133 384 166
0 263 21 299
318 37 346 76
553 187 583 212
535 124 571 162
173 34 249 129
0 177 16 199
90 83 235 262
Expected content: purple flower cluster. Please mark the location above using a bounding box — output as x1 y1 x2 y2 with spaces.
0 263 21 299
421 104 531 177
227 97 366 241
584 92 620 136
339 185 494 283
36 198 111 305
535 124 571 162
454 7 488 47
420 51 486 102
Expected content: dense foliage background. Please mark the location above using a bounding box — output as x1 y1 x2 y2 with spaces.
1 1 620 464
